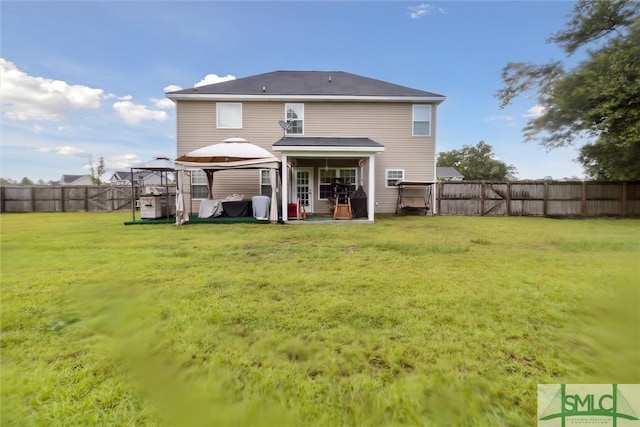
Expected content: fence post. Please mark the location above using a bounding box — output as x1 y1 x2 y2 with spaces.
0 186 4 213
85 186 89 212
480 181 485 216
436 182 441 215
543 182 548 217
506 182 511 216
31 187 36 213
621 182 628 216
581 182 587 216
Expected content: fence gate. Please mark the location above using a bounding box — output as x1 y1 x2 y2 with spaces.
86 186 133 212
112 186 133 211
87 187 113 211
482 183 508 216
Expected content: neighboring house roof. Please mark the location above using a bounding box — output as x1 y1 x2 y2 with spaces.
111 171 156 182
61 174 92 185
437 167 464 180
167 71 445 102
111 171 132 182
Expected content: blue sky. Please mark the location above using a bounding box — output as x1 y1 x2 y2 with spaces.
1 1 587 182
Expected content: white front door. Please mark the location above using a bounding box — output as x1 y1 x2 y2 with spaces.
293 168 313 213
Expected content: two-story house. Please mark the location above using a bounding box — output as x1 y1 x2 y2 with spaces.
166 71 445 221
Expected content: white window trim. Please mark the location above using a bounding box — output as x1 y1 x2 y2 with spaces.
385 169 405 188
191 169 208 199
412 104 431 137
216 102 243 129
285 103 304 135
259 169 271 194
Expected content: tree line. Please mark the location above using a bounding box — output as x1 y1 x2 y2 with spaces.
441 0 639 181
496 0 639 181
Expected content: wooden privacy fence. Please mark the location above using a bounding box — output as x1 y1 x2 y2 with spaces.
436 181 640 217
2 182 639 217
0 185 137 213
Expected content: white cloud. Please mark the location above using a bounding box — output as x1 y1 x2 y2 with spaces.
151 97 175 110
408 3 446 19
106 153 142 169
0 58 103 121
194 73 236 88
56 145 87 156
164 84 182 93
36 145 87 157
112 101 169 125
484 115 514 123
525 104 546 118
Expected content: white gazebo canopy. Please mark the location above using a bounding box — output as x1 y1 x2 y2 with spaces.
173 138 280 224
174 137 280 170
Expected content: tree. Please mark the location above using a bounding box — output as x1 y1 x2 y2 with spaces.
0 178 17 186
496 0 640 180
89 156 106 185
20 177 34 185
437 141 517 181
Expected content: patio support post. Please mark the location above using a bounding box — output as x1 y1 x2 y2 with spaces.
368 154 376 222
281 154 288 222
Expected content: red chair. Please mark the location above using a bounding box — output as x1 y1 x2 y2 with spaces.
288 198 306 220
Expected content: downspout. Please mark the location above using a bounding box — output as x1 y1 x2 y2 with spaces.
130 168 136 221
368 155 376 222
281 154 288 222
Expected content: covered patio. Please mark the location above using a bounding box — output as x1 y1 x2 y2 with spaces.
273 137 384 222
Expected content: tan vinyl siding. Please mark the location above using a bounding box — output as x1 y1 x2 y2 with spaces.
176 101 284 154
303 103 436 212
176 100 438 214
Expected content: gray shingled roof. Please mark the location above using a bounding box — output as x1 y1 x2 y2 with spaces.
168 71 444 98
112 171 155 181
436 167 464 177
273 137 384 148
61 174 89 184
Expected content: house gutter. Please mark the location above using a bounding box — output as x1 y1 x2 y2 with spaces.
272 146 385 154
166 93 446 104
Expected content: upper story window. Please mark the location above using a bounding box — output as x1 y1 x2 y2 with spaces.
217 103 242 129
285 103 304 135
386 169 405 187
412 105 431 136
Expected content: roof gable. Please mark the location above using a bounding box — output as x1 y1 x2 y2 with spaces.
437 167 464 178
61 174 91 184
167 71 444 100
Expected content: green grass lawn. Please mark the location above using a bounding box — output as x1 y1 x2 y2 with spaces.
1 213 639 426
